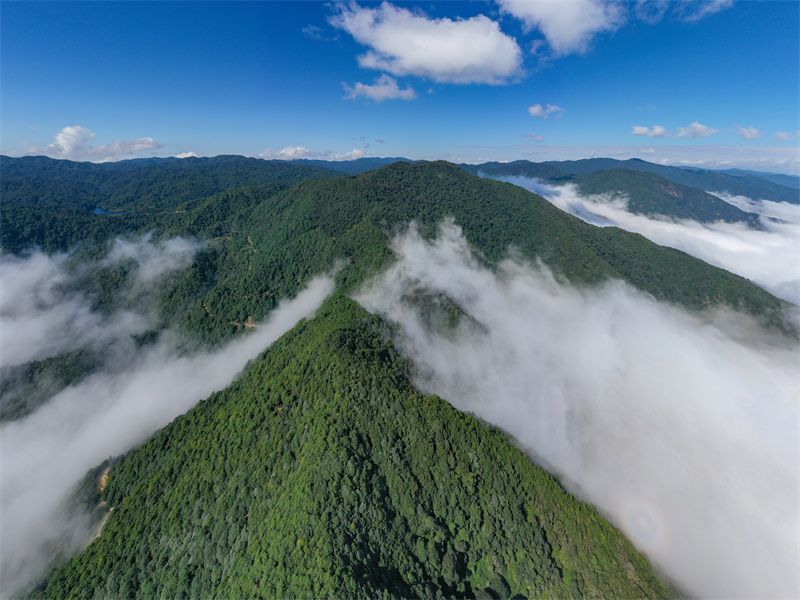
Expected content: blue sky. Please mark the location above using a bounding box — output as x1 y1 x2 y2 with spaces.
2 0 799 171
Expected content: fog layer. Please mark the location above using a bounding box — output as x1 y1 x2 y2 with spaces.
0 236 201 369
494 176 800 304
0 246 334 595
357 223 800 598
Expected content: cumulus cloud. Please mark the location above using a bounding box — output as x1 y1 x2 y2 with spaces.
175 151 198 158
737 125 760 140
35 125 162 162
631 124 667 137
493 175 800 304
0 266 335 595
329 2 522 84
528 103 564 119
676 121 718 138
343 74 417 102
0 236 201 369
357 222 799 599
498 0 624 55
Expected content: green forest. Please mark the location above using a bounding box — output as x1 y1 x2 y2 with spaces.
2 155 793 598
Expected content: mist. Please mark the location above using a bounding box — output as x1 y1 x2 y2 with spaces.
0 243 335 594
0 236 202 369
492 175 800 304
357 222 800 598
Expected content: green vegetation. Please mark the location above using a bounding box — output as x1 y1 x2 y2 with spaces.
36 296 673 599
5 155 792 597
466 157 800 204
574 169 762 224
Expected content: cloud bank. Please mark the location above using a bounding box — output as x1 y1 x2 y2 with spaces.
357 222 799 598
494 176 800 304
0 249 335 595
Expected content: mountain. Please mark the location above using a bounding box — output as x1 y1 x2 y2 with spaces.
294 156 413 174
4 157 793 597
573 169 762 225
0 154 340 253
36 295 672 599
719 168 800 190
466 158 800 205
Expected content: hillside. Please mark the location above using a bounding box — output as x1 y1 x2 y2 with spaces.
574 169 762 224
0 155 340 253
1 157 788 344
36 295 673 599
466 158 800 204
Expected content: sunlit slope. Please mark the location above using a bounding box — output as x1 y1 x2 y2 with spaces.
574 169 762 224
197 160 786 335
37 296 673 599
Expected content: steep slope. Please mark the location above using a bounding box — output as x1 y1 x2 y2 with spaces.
574 169 762 224
37 296 672 599
465 158 800 204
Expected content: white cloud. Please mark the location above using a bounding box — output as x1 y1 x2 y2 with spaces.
493 176 800 304
681 0 734 22
344 74 416 102
635 0 733 23
334 148 365 161
631 124 667 137
175 151 198 158
259 145 367 162
737 126 760 140
676 121 718 138
260 146 316 160
528 103 564 119
498 0 624 55
329 2 522 84
36 125 162 162
357 221 799 599
0 236 202 369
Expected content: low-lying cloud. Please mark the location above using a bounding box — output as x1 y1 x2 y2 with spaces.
357 222 799 598
0 236 202 369
0 244 335 594
493 175 800 304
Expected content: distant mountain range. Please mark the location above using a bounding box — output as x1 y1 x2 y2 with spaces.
293 155 800 222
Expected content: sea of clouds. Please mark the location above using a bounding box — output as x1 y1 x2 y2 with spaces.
490 175 800 304
357 222 799 598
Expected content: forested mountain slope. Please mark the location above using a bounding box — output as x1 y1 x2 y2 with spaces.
0 155 339 253
36 295 673 599
467 158 800 204
573 169 761 224
1 157 788 345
